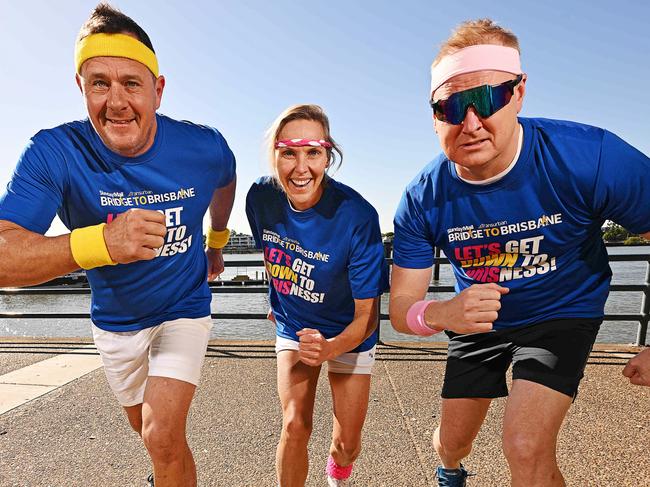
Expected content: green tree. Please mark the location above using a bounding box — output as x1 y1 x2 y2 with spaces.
602 222 629 242
624 236 648 246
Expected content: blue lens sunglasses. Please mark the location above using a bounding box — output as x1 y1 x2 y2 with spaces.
430 74 523 125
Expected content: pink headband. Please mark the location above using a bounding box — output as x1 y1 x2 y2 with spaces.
275 138 332 149
430 44 522 96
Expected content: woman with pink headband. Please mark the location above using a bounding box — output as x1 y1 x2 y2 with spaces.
245 104 387 486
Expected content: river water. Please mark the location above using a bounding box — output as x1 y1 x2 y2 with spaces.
0 247 647 344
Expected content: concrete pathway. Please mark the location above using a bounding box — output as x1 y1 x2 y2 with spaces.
0 339 648 486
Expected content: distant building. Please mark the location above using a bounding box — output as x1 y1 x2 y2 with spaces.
223 231 256 253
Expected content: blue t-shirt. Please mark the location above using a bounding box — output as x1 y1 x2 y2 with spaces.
246 177 388 352
393 117 650 330
0 114 236 331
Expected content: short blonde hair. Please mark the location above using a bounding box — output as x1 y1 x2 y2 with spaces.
432 18 520 68
265 104 343 178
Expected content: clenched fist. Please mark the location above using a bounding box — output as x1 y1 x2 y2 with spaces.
206 247 225 281
297 328 333 367
104 208 167 264
623 348 650 387
433 283 509 335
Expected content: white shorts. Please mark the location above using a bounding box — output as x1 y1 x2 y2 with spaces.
275 336 376 375
92 316 213 407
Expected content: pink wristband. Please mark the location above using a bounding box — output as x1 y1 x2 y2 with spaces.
406 300 442 336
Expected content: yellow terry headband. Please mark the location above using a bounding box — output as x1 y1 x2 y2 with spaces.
75 33 159 77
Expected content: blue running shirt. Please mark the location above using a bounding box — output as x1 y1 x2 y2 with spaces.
393 117 650 330
246 177 388 352
0 114 235 331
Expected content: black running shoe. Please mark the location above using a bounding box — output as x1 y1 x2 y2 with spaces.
147 473 154 487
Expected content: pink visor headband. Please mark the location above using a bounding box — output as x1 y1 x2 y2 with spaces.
275 138 332 149
430 44 522 95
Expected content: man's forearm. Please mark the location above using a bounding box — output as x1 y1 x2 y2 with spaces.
389 294 417 334
209 177 236 230
0 222 78 287
389 264 434 334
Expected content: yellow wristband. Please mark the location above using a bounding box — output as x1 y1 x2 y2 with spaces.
206 228 230 249
69 223 117 270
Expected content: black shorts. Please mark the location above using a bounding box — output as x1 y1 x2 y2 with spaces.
441 318 602 399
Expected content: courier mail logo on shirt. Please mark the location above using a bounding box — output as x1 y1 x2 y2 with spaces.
448 213 563 283
262 229 328 304
100 188 196 258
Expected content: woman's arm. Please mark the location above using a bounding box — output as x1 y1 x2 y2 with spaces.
297 296 378 367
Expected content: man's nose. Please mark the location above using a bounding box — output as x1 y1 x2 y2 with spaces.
106 85 128 112
461 106 483 132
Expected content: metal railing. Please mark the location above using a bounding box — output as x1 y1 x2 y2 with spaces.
1 254 649 345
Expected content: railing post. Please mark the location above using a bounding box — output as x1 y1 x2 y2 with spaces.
377 296 384 346
433 247 441 281
379 239 394 345
635 259 650 346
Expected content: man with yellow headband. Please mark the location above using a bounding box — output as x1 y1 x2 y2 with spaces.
389 19 650 487
0 5 236 486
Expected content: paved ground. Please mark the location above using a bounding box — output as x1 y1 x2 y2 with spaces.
0 339 649 486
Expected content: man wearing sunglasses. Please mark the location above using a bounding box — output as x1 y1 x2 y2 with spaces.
389 19 650 487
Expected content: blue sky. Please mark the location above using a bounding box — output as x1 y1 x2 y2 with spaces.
1 0 648 235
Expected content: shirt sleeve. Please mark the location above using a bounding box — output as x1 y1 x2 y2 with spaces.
392 185 435 269
592 131 650 234
245 185 262 249
0 136 67 234
348 207 388 299
212 129 236 189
